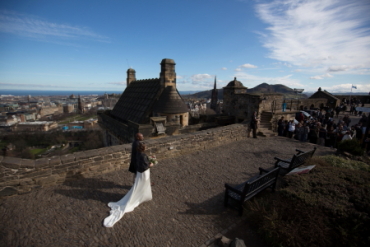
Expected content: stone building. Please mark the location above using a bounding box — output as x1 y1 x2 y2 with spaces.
308 87 339 109
222 78 330 135
98 93 120 108
15 121 58 132
78 95 85 114
222 77 278 123
39 106 63 118
63 104 75 114
98 58 189 145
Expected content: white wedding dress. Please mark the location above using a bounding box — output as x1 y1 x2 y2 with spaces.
103 169 152 227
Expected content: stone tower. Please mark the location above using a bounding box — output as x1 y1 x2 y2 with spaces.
159 58 176 89
78 95 84 114
126 68 136 87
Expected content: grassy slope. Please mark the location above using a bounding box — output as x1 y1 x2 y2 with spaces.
243 156 370 247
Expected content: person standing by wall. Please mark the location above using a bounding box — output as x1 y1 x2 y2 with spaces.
250 111 258 138
288 120 295 138
277 116 285 136
318 123 327 146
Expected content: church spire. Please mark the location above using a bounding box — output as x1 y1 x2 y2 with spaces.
211 76 218 113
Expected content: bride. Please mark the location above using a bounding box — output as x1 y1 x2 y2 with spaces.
103 142 153 227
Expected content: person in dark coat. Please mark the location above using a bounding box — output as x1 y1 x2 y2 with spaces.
277 116 285 136
129 133 143 183
250 111 258 138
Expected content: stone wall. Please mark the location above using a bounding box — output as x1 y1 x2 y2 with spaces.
0 124 248 198
334 95 370 104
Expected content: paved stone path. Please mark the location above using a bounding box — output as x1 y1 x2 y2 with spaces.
0 136 335 247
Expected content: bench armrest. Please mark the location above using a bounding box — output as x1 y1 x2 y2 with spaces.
259 167 270 175
274 157 291 167
225 183 243 195
295 149 305 155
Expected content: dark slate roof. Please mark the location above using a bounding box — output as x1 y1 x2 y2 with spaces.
226 77 246 88
153 86 189 114
111 79 161 124
310 89 339 100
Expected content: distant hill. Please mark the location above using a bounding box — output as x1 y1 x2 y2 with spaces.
179 91 202 95
185 83 307 99
184 89 223 99
247 83 295 94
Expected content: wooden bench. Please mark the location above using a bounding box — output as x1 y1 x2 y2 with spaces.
274 147 316 175
224 167 280 215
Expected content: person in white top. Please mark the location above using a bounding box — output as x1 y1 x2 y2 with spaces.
341 131 353 141
288 120 295 138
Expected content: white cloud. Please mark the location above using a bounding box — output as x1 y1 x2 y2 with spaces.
221 67 227 70
310 76 323 80
234 68 242 72
107 82 125 85
0 10 110 43
191 74 212 82
326 65 366 72
321 83 370 93
240 63 258 69
309 73 333 79
256 0 370 74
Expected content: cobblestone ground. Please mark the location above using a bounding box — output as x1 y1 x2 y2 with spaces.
0 137 334 247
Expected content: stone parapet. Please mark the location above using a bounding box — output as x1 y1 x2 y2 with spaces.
0 124 248 198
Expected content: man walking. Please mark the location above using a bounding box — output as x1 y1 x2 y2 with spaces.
129 133 143 184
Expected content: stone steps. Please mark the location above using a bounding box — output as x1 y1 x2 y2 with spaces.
257 127 276 137
257 111 276 137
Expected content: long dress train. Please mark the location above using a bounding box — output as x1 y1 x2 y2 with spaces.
103 169 152 227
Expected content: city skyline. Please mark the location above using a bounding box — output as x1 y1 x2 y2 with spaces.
0 0 369 93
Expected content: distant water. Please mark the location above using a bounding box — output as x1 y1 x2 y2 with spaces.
0 89 200 97
0 90 123 97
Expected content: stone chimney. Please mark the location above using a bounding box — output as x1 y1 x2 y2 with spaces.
126 68 136 87
159 58 176 89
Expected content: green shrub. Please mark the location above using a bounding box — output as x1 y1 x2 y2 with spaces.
338 139 364 156
30 148 46 156
318 155 370 172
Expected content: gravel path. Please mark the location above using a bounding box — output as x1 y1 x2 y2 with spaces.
0 136 334 247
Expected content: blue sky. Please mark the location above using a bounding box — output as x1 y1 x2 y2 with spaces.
0 0 369 93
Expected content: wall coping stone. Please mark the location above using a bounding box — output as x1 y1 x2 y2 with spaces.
84 150 100 159
143 139 158 145
1 156 22 169
74 151 87 160
96 147 114 155
110 145 128 153
60 154 76 164
20 159 35 168
48 156 61 166
35 158 49 169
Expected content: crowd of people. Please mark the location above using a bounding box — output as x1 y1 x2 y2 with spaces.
277 107 370 152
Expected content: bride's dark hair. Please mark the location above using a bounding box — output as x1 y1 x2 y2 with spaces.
137 142 146 152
